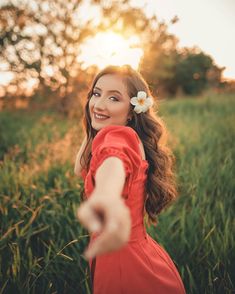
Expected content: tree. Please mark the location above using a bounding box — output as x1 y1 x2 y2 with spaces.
0 0 158 111
175 47 224 95
139 19 224 97
139 18 180 97
0 0 95 100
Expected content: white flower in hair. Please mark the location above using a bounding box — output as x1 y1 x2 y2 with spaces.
130 91 153 113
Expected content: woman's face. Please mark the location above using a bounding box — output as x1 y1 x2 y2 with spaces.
89 74 132 131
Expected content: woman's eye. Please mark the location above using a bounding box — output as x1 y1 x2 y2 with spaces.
92 92 118 101
93 92 100 97
110 96 119 101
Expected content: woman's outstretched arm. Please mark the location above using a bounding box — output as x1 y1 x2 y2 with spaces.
77 157 131 260
95 156 126 197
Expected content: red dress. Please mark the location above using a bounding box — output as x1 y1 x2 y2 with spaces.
81 125 186 294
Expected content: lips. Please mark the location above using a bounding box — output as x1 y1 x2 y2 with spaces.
94 112 110 118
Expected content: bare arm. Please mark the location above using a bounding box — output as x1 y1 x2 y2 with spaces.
94 157 126 198
77 157 131 259
74 136 87 177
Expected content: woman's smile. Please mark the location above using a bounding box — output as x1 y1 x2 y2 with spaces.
93 111 110 121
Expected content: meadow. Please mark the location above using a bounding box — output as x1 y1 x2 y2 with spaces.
0 93 234 293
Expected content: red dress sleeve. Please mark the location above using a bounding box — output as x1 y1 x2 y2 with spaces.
89 125 143 198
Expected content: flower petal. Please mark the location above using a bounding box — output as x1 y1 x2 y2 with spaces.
130 97 138 106
145 97 153 107
137 91 147 99
134 105 144 113
141 104 149 112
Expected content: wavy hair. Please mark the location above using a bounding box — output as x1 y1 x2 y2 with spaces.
80 65 178 226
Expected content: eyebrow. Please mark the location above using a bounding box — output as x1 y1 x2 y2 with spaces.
94 86 123 96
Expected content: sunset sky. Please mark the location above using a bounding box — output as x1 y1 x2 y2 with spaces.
0 0 234 86
79 0 235 80
135 0 235 80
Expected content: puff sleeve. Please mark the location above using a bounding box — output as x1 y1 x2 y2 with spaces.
89 125 143 197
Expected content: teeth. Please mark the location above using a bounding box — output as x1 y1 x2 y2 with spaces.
94 113 109 119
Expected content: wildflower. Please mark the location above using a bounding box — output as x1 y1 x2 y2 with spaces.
130 91 153 113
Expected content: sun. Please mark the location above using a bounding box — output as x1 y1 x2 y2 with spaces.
77 31 143 70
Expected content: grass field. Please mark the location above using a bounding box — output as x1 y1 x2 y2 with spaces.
0 93 234 293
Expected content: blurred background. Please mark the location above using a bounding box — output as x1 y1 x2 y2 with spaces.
0 0 235 112
0 0 234 293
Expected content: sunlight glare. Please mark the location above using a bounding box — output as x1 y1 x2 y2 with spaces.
77 32 143 70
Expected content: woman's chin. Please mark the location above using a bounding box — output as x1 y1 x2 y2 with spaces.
91 121 109 131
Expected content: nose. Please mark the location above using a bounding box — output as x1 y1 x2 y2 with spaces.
94 95 106 110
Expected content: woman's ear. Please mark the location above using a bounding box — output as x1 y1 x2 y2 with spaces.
127 110 133 121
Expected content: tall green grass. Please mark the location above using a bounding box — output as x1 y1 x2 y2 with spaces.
0 94 235 293
150 93 235 293
0 110 90 293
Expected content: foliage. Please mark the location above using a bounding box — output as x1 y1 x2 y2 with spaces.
0 94 235 293
0 0 226 111
140 38 224 97
0 0 153 97
0 110 90 293
0 0 94 96
148 93 235 293
174 48 224 95
139 20 179 96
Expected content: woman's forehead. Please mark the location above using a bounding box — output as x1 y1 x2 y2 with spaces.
95 74 128 95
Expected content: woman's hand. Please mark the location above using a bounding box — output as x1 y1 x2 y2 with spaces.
77 190 131 260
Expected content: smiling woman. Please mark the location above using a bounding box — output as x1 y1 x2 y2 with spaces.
77 31 144 70
89 73 132 130
75 64 186 294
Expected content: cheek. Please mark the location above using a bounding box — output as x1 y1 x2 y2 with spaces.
111 104 130 119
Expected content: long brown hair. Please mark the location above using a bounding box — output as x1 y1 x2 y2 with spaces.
80 65 178 226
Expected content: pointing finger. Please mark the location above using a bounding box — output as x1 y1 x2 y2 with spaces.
77 203 102 233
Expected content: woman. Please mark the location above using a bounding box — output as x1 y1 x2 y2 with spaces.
75 65 186 293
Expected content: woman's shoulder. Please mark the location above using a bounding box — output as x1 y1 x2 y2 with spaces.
94 125 139 142
91 125 141 152
91 125 143 162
